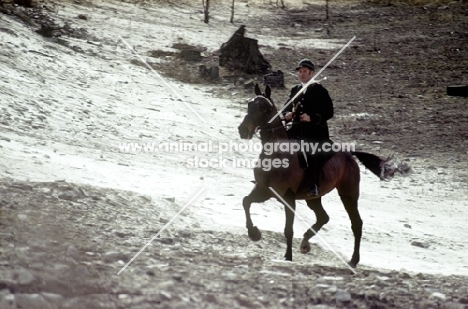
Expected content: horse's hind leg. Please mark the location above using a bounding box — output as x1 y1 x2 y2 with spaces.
339 195 362 268
300 198 330 254
243 185 270 241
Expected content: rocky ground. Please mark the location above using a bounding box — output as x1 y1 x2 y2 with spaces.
1 180 468 308
1 0 468 308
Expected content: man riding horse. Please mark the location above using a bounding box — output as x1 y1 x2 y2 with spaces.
238 83 407 266
283 59 334 197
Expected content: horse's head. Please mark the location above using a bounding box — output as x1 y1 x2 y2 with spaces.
238 84 277 139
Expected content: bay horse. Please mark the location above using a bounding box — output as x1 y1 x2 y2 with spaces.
238 84 404 268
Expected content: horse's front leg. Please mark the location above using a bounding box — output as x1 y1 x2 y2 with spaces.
281 190 296 261
243 185 270 241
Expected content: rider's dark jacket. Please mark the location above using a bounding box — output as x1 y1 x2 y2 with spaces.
282 83 334 143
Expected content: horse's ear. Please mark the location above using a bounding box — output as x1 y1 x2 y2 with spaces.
265 85 271 98
254 83 261 96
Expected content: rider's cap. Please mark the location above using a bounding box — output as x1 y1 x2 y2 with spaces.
295 59 315 71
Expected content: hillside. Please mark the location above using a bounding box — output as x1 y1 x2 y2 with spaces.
1 0 467 308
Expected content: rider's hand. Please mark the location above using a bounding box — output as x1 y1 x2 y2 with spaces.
300 113 321 124
300 113 311 122
284 112 293 121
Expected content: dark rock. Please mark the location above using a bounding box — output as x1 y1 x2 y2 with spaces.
180 49 201 62
459 295 468 304
36 24 55 38
263 70 284 88
411 241 430 249
210 66 219 78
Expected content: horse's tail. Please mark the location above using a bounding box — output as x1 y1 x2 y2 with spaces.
351 151 411 180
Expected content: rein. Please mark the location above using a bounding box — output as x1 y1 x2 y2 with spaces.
257 120 301 133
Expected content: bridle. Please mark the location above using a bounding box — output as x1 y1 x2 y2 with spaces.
246 95 299 135
246 95 275 131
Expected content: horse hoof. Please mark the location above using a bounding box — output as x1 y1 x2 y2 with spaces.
300 239 311 254
348 260 358 269
349 254 359 269
284 254 292 261
248 226 262 241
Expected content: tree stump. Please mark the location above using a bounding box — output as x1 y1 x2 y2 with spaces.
219 25 271 74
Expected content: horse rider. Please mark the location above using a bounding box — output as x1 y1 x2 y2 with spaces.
283 59 334 197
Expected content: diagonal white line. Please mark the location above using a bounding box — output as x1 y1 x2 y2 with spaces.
268 36 356 123
117 187 206 275
268 187 357 274
118 36 206 123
